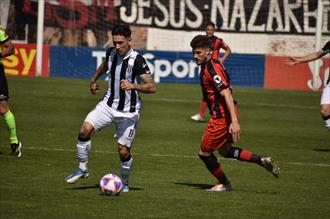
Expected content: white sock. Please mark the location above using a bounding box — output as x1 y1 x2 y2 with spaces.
79 162 88 171
77 139 91 168
120 157 133 185
324 118 330 131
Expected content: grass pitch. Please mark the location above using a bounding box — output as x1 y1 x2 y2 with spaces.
0 77 329 219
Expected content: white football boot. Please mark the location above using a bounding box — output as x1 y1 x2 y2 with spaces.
190 114 203 121
261 157 280 177
206 182 231 192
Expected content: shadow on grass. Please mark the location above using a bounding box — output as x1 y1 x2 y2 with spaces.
313 148 330 152
66 184 99 190
189 119 208 123
174 182 212 190
65 184 143 191
175 182 278 194
234 188 278 195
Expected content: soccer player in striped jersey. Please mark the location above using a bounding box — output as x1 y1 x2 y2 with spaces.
65 24 156 192
0 26 22 157
191 22 231 122
190 35 279 192
288 40 330 131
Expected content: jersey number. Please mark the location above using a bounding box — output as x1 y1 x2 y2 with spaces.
128 129 135 138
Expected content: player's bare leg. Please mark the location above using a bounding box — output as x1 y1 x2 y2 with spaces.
191 101 207 122
198 149 231 192
219 142 280 177
65 122 94 183
118 144 133 192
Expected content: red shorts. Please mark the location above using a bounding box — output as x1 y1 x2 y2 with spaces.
200 117 233 152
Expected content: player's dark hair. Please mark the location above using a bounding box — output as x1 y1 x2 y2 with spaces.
205 21 215 29
112 24 131 37
190 35 211 50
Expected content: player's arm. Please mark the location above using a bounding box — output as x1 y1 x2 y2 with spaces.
120 74 156 93
289 41 330 66
90 61 108 95
120 55 156 93
220 88 240 142
287 51 325 66
219 44 231 63
0 39 15 58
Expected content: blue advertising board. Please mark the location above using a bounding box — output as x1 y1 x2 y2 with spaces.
50 46 265 87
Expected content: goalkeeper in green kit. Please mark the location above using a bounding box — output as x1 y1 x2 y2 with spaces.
0 26 22 157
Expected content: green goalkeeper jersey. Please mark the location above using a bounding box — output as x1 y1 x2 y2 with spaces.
0 26 9 64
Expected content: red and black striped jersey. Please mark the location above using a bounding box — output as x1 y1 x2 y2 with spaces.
200 58 231 119
210 35 228 59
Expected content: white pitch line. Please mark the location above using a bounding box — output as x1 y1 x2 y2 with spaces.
145 98 319 110
25 146 330 167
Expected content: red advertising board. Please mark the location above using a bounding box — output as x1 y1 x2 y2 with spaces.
2 44 49 77
265 56 329 91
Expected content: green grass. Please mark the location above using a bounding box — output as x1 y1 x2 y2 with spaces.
0 77 329 219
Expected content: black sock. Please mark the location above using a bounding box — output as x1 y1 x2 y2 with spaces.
198 153 228 184
322 115 330 121
121 154 132 162
78 136 90 142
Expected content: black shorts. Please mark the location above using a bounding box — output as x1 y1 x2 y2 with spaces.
0 64 9 100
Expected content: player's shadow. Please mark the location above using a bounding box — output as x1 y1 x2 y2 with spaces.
126 187 143 191
66 184 99 190
175 182 278 194
189 119 208 123
174 182 212 190
313 148 330 152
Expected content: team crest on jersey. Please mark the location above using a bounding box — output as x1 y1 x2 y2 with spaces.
213 75 224 88
127 65 133 75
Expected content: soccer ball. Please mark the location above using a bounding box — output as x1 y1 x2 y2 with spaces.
99 173 123 196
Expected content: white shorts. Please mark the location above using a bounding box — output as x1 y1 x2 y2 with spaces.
85 101 140 147
321 83 330 105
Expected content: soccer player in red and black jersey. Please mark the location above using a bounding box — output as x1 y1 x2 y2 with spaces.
190 35 280 191
191 22 231 122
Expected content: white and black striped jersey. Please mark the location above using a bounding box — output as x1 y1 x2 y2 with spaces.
102 47 151 112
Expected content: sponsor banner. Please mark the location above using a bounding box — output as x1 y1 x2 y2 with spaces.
50 46 101 79
225 54 265 88
119 0 328 35
264 56 330 91
50 46 265 87
50 46 200 80
142 51 199 84
3 44 49 77
17 0 328 35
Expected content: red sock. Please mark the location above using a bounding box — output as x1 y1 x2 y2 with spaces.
240 150 252 161
198 101 208 117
